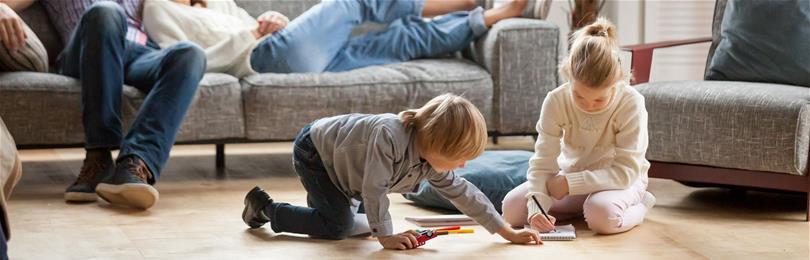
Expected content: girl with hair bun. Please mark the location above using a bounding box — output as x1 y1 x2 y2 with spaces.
502 18 656 235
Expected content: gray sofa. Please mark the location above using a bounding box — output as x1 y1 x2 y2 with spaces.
0 0 560 169
624 0 809 220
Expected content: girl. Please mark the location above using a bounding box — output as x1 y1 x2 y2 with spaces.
141 0 545 77
501 18 656 235
242 94 541 250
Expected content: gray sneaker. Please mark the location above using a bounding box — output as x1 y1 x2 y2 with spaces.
65 149 113 202
96 156 159 210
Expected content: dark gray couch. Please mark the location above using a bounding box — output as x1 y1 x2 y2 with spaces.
624 0 809 220
0 0 560 169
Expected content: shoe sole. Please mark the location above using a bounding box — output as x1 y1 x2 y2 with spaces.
96 183 159 210
64 192 98 202
243 187 270 229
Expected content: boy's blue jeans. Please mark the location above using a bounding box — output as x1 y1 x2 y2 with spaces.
250 0 488 73
57 2 206 179
264 124 356 239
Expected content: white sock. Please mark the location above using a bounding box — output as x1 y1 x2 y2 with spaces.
642 191 656 210
351 213 371 236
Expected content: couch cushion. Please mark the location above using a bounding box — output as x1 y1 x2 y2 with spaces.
705 0 810 87
0 21 48 72
403 150 532 213
0 72 84 145
123 73 245 142
0 72 243 145
242 59 493 140
637 80 810 176
234 0 320 19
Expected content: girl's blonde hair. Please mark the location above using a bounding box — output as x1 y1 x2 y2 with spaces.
560 17 628 88
399 94 487 161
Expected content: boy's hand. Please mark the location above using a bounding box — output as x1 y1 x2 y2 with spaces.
529 213 557 233
497 226 542 245
378 230 421 250
546 174 569 199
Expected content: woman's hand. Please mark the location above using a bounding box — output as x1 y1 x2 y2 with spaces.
528 213 557 233
546 174 569 200
377 230 421 250
0 3 27 52
252 12 288 39
497 226 542 245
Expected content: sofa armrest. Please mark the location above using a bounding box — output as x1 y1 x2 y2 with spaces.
466 18 560 135
621 37 711 85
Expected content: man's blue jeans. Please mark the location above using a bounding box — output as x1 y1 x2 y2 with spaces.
264 124 356 240
250 0 487 73
57 2 206 180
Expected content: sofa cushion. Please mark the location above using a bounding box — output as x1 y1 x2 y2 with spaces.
0 72 243 145
242 59 493 140
0 72 84 145
0 21 48 72
123 73 245 142
637 80 810 176
705 0 810 87
403 150 531 213
234 0 320 19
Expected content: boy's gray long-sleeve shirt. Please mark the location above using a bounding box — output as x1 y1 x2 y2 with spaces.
309 114 508 237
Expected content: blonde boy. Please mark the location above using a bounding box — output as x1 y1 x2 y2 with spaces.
242 94 541 250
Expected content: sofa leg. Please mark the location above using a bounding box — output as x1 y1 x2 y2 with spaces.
216 144 226 179
492 134 499 145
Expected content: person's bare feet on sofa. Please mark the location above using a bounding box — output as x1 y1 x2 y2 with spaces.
483 0 538 27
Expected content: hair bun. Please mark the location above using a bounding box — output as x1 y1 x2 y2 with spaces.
584 17 616 40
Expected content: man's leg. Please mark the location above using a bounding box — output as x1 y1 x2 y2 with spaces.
250 0 426 73
95 41 205 210
324 7 488 72
323 0 530 72
57 2 128 203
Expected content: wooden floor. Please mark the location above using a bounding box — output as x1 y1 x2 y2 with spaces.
7 137 809 259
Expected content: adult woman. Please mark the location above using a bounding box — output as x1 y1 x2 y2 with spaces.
143 0 542 77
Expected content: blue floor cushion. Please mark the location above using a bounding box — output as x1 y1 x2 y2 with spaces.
403 150 532 213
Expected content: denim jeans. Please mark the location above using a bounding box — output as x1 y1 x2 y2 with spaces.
250 0 487 73
57 2 206 180
0 223 6 260
264 124 355 239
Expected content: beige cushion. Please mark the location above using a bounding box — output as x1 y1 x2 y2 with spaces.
0 116 21 240
0 21 48 72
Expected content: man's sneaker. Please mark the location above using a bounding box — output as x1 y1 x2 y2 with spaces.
642 191 657 210
65 149 113 202
242 186 273 229
96 156 159 210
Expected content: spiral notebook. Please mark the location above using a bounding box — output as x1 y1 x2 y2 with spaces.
525 224 577 241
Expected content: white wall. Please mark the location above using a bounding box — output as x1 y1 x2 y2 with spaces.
537 0 715 82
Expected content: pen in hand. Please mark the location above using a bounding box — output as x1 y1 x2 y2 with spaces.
531 194 556 232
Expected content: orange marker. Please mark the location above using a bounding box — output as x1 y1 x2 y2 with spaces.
437 229 474 235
